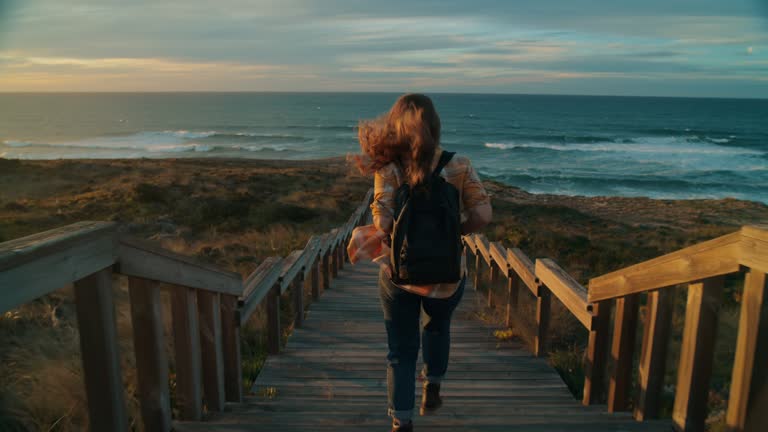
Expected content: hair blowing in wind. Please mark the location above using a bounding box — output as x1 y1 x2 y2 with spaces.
355 94 441 186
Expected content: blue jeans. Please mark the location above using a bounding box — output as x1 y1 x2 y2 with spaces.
379 269 466 421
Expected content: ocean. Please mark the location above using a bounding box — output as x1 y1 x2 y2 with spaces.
1 92 767 203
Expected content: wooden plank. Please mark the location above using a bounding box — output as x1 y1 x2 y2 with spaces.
726 270 767 431
489 241 508 275
301 236 321 280
635 288 674 421
128 278 172 432
589 232 742 302
322 250 331 292
279 250 304 293
266 285 281 355
740 228 768 274
0 220 114 270
535 258 593 329
673 276 724 431
240 258 283 325
488 262 498 307
197 290 225 412
608 293 640 412
170 285 203 421
1 226 116 313
310 256 320 301
73 268 128 432
462 234 477 252
474 250 483 292
220 294 242 403
331 244 339 278
292 273 305 328
506 272 521 329
243 257 279 299
118 237 241 296
475 234 492 266
508 248 539 295
583 300 612 406
534 286 551 357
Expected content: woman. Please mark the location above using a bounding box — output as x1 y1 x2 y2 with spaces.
353 94 492 432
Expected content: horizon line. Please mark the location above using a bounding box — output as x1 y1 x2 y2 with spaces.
1 90 767 101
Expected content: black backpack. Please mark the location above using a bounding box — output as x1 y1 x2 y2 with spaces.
390 151 462 285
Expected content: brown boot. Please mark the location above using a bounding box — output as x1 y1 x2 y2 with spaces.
420 383 443 415
391 419 413 432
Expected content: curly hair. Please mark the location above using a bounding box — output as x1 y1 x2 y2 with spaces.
354 93 441 186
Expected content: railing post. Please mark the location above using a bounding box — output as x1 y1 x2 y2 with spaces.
506 272 521 329
474 249 482 291
534 285 551 357
726 270 767 431
266 284 281 355
220 294 243 403
583 299 612 406
332 244 339 278
337 240 344 270
170 285 203 421
293 272 305 328
673 276 724 431
73 268 128 432
488 262 498 308
608 293 640 412
322 250 331 291
128 277 172 432
311 256 321 301
197 290 225 412
635 288 674 421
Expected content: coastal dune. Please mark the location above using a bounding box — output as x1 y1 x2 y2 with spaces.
1 157 766 431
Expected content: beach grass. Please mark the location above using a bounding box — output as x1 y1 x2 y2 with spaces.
1 157 767 430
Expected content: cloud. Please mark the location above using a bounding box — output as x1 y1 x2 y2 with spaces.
0 0 766 96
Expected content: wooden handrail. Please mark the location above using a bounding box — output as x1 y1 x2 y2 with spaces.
588 226 768 302
0 221 117 312
0 188 375 432
535 258 593 329
117 237 242 296
239 257 282 325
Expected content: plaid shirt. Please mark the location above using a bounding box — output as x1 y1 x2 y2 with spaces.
348 149 490 298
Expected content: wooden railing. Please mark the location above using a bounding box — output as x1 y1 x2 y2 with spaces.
0 189 373 432
463 225 767 432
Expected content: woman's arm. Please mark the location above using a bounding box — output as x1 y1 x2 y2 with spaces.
374 213 393 234
461 202 492 234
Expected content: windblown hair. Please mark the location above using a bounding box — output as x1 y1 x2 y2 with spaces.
355 93 441 186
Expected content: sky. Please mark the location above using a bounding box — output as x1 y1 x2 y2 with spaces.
0 0 767 97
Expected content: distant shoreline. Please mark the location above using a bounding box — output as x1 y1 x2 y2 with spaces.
2 156 767 207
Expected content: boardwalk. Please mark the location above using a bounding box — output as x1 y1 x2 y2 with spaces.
177 262 671 432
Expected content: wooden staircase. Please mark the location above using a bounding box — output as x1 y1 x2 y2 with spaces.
1 189 765 431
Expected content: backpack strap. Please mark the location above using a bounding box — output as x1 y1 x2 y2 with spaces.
432 151 455 177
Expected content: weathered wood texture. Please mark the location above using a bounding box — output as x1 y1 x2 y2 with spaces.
534 286 551 357
221 294 243 403
608 293 640 412
1 221 116 312
589 232 742 302
128 277 172 432
197 290 226 412
170 285 203 421
726 270 768 432
266 285 281 355
635 289 674 421
583 300 612 406
118 237 241 295
73 268 128 432
673 277 724 431
176 262 670 432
